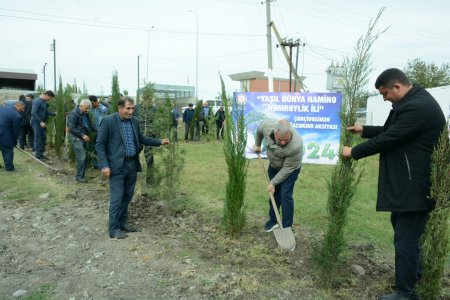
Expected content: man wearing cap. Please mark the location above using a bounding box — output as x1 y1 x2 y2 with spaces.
183 103 195 142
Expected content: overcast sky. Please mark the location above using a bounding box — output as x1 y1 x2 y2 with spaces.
2 0 449 99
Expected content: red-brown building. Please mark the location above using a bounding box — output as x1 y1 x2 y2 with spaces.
229 71 305 92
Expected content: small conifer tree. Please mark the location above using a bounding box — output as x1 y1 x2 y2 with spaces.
220 74 248 235
314 9 386 286
416 124 450 299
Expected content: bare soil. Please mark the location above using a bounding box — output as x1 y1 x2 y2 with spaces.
1 153 448 299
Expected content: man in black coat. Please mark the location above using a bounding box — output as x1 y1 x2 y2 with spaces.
18 94 34 150
343 68 446 300
182 103 195 142
0 101 25 171
96 97 169 239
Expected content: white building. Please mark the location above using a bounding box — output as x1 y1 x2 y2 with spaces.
366 85 450 126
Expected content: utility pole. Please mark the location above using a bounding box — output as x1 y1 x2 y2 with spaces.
271 23 304 91
280 38 300 92
265 0 275 92
50 39 56 92
137 55 141 105
43 63 47 90
293 41 305 92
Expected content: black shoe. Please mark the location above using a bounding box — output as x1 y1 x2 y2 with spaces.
109 229 128 239
121 224 140 232
76 177 87 183
378 291 410 300
264 221 279 232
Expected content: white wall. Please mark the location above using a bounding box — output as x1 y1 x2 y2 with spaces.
366 85 450 126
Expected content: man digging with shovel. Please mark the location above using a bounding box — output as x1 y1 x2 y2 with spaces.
252 119 304 250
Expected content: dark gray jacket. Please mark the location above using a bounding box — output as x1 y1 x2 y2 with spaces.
95 113 163 175
31 97 55 124
68 107 95 139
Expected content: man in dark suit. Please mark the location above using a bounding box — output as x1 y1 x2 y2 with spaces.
96 97 170 239
0 101 25 171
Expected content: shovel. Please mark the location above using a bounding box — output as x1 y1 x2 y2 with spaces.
257 153 296 251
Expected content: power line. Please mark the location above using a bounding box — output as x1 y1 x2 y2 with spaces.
0 11 265 38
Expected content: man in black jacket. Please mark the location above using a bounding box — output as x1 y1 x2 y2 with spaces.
18 94 34 150
343 68 446 300
31 90 55 160
68 99 96 183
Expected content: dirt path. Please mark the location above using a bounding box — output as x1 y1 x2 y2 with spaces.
1 156 447 299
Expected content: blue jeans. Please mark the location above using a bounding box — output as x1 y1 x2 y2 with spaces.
0 145 15 171
70 135 87 180
108 159 138 234
32 121 46 158
267 165 301 228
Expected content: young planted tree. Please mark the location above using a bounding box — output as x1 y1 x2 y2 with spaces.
220 74 248 235
151 98 186 214
416 124 450 300
110 71 120 114
139 83 158 187
53 75 66 158
314 9 386 286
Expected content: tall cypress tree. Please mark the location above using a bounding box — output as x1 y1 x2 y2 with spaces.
110 71 120 114
220 74 248 235
417 124 450 299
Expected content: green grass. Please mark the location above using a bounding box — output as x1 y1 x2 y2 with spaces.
0 153 72 208
177 140 394 252
1 140 392 252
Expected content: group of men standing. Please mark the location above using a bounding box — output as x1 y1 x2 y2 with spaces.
182 101 226 141
0 68 446 299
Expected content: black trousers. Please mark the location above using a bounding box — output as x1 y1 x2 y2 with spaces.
390 211 429 296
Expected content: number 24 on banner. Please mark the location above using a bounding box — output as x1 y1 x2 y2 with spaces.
305 143 336 160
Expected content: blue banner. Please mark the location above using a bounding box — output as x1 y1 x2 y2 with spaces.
234 92 342 165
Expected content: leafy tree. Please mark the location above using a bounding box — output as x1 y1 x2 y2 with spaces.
417 123 450 299
403 59 450 88
314 8 386 286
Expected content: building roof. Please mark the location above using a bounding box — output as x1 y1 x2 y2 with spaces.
228 70 306 82
0 69 37 81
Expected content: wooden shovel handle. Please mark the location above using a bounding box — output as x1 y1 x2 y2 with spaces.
257 153 284 229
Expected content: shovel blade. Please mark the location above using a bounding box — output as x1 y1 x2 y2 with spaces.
273 227 296 251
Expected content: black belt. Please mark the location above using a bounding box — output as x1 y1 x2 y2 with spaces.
124 156 136 161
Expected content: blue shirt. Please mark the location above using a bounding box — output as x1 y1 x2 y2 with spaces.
121 120 137 157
